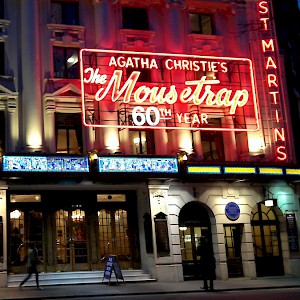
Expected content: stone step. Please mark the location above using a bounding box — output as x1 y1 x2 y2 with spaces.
7 270 155 287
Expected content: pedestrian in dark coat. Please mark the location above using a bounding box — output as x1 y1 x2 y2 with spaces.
19 242 43 289
197 236 216 291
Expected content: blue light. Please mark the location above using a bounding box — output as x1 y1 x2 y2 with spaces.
2 156 89 172
98 157 178 173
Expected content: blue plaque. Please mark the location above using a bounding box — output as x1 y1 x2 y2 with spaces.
225 202 240 221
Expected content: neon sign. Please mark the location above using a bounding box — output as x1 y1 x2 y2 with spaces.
80 49 259 132
258 1 288 161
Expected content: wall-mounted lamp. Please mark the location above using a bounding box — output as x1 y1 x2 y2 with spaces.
89 150 98 161
263 187 277 207
179 226 187 231
177 151 188 163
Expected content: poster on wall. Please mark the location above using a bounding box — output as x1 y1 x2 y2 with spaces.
286 213 299 252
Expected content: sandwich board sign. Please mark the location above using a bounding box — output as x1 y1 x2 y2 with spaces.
102 255 124 284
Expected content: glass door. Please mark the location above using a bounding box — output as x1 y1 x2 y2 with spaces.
55 208 88 271
224 225 243 277
9 209 44 274
180 226 208 279
98 209 132 269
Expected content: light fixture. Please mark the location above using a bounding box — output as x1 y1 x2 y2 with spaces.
263 187 277 207
265 199 277 207
10 209 21 219
177 151 188 162
179 226 187 231
89 150 98 161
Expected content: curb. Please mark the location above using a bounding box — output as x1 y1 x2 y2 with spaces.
2 284 300 300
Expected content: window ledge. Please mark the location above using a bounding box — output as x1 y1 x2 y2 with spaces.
47 24 85 46
119 29 156 49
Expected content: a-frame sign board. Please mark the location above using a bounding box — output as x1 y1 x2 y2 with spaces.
102 255 124 284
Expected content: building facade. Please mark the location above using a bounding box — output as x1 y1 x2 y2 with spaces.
0 0 300 287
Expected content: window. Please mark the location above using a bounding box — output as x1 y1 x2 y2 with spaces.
126 68 152 82
53 47 79 79
201 119 224 161
195 70 216 80
130 130 155 154
189 13 214 35
122 7 149 30
51 1 79 25
55 113 83 154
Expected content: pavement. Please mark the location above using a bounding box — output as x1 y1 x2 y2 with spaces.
1 276 300 300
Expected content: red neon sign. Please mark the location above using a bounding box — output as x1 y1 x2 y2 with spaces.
80 49 259 132
258 0 288 161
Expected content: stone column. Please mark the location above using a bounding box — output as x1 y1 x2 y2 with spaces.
21 0 43 151
164 1 193 155
148 182 183 282
44 99 56 153
222 116 237 161
94 0 115 49
0 186 7 287
6 98 18 152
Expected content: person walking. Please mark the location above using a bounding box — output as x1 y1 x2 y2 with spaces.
197 236 216 291
19 242 43 289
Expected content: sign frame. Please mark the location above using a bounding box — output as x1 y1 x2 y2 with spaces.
80 49 259 132
102 255 124 284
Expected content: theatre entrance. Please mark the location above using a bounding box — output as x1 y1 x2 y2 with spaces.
8 190 141 274
179 201 212 280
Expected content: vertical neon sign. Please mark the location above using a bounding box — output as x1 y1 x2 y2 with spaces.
258 1 287 161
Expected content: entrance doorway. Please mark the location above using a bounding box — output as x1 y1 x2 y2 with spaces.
224 225 243 277
9 209 44 274
98 209 132 269
251 203 284 276
55 207 88 271
8 190 141 274
179 202 211 280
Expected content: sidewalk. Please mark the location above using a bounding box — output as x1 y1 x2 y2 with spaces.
1 276 300 300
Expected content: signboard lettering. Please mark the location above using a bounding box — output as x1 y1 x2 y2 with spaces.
80 49 259 132
102 255 124 284
257 0 288 161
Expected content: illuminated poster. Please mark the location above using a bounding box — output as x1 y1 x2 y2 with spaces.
80 49 259 132
98 157 178 173
2 156 89 172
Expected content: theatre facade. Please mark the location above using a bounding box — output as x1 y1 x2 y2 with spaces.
0 0 300 287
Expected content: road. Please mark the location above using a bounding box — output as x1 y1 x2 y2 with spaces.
45 287 300 300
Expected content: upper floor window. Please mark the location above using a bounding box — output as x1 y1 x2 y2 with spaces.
51 0 79 25
130 130 155 155
122 7 149 30
189 13 214 35
126 68 152 82
53 47 79 79
199 118 224 161
55 113 83 154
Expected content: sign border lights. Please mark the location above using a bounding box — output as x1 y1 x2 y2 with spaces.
80 49 259 132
